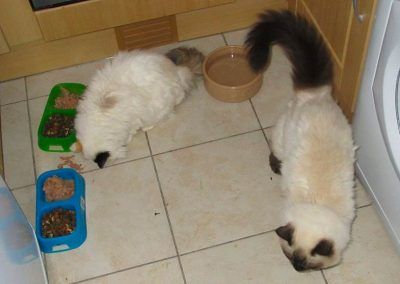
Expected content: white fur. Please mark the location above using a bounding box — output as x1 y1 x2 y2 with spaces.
75 50 194 162
272 85 356 268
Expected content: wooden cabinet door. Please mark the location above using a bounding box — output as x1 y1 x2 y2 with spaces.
0 28 9 55
294 0 377 120
301 0 352 62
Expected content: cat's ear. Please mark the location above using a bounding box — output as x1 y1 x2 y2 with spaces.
275 223 294 245
94 151 110 168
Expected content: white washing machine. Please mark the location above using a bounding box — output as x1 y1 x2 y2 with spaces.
354 0 400 252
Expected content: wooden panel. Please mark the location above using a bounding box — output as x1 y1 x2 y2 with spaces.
116 16 178 50
208 0 234 6
163 0 209 15
36 0 164 41
0 28 10 55
0 29 118 81
297 0 343 92
176 0 287 40
0 0 43 46
337 0 377 120
301 0 352 63
288 0 297 12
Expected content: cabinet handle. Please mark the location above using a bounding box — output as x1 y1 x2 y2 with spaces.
352 0 366 22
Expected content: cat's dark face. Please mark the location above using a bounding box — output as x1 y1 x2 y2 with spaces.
94 151 110 168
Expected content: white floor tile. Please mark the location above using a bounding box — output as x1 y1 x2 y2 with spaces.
45 158 176 283
81 258 184 284
147 81 260 154
26 59 107 99
181 233 325 284
150 34 226 56
155 131 283 253
11 185 36 226
0 78 27 105
324 206 400 284
1 101 35 189
224 28 250 46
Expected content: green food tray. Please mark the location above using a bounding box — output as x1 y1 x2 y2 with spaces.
38 83 86 152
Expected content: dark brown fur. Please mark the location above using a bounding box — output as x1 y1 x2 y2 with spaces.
165 47 205 75
269 152 282 175
245 10 333 90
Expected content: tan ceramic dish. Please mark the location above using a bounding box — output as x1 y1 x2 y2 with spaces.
202 45 263 103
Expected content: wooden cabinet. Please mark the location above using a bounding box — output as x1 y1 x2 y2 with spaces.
0 0 42 46
0 28 10 55
291 0 377 120
35 0 235 41
0 0 287 81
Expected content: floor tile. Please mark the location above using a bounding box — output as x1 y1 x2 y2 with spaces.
81 258 184 284
150 34 226 56
26 59 107 99
1 101 35 189
155 131 283 253
12 185 36 226
28 96 150 175
45 158 176 283
148 34 262 154
354 178 372 208
147 81 260 154
146 34 260 154
223 28 249 46
323 206 400 284
0 78 27 105
181 232 325 284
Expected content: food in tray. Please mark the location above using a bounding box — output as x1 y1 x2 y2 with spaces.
43 176 75 201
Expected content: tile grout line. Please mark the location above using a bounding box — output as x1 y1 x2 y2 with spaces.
0 107 5 179
72 256 178 284
321 269 329 284
80 127 259 175
10 183 36 192
24 77 38 181
52 128 263 183
24 77 49 279
1 98 28 107
249 99 272 149
152 128 261 157
180 228 276 257
75 227 278 283
80 154 151 175
222 33 228 46
145 132 187 284
357 203 373 209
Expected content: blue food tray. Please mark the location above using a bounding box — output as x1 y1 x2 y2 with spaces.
35 168 86 253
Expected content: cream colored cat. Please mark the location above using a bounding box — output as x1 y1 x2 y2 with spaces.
246 10 356 271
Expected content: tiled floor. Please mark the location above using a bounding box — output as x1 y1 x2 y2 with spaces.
1 29 400 284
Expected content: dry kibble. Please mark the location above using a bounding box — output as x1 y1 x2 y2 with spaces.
41 208 76 238
43 114 74 138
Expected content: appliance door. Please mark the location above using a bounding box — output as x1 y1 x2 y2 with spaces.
373 0 400 179
0 177 47 284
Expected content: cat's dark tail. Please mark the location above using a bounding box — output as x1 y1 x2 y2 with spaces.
245 10 333 90
165 47 205 75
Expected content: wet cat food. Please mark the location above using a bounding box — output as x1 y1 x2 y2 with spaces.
43 176 75 201
43 114 74 138
41 208 76 238
54 87 80 109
